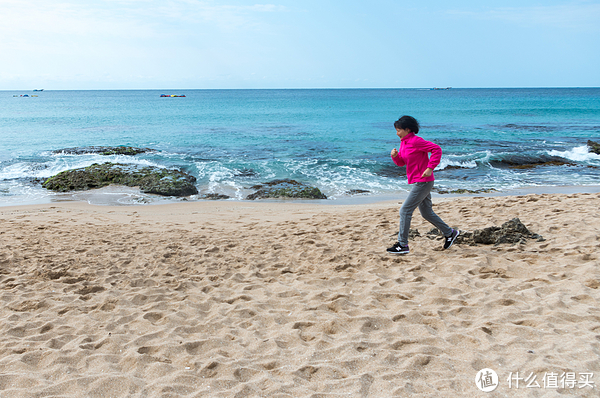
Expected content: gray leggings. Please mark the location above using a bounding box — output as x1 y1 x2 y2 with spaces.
398 181 452 245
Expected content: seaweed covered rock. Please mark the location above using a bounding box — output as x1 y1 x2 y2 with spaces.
423 218 543 246
42 163 198 197
473 218 543 245
588 140 600 155
246 179 326 200
53 146 154 156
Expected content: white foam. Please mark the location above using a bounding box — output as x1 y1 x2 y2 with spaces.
436 151 493 170
278 159 405 198
0 155 166 180
547 146 600 162
0 163 34 180
437 158 478 170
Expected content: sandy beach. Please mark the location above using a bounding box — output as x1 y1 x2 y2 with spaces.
1 192 599 397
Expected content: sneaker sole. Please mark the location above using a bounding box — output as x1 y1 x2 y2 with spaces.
387 250 409 255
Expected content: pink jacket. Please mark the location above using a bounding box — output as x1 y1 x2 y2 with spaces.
391 132 442 184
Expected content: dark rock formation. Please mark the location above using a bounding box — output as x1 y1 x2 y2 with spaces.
442 165 472 170
42 163 198 196
52 146 154 156
375 164 407 178
408 228 421 240
489 154 574 169
246 179 326 200
422 218 543 246
425 228 441 239
479 219 543 244
588 140 600 155
433 188 497 194
201 193 231 200
346 189 371 195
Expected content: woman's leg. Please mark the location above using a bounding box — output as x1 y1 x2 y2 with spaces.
417 183 453 236
398 182 435 245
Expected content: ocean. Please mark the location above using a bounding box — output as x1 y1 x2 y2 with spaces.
1 88 599 206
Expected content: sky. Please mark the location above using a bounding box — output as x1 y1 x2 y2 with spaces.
1 0 599 89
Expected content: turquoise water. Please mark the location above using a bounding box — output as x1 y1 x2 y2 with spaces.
1 88 599 205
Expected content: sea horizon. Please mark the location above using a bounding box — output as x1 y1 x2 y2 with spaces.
4 86 600 92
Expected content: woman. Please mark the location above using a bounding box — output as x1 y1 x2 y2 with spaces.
387 116 459 255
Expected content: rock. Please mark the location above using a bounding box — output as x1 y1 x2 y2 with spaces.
52 146 154 156
346 189 371 195
390 228 420 240
408 228 421 240
455 230 474 244
42 163 198 197
246 179 326 200
426 228 442 239
375 164 407 178
425 227 474 245
434 188 497 194
442 165 471 170
588 140 600 155
489 154 574 169
472 218 544 245
421 219 543 246
201 193 230 200
472 226 503 244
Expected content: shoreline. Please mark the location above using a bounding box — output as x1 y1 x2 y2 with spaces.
3 183 600 209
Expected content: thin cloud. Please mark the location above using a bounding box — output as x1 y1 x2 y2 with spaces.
154 1 289 30
447 3 600 30
0 0 156 39
0 1 289 37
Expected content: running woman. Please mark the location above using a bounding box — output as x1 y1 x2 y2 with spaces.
387 115 460 255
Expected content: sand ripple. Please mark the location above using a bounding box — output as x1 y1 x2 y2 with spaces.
1 193 599 397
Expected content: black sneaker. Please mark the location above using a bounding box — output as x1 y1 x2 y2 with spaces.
443 229 460 250
387 242 409 255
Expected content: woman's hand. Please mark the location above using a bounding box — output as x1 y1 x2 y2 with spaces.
421 168 433 178
391 148 398 157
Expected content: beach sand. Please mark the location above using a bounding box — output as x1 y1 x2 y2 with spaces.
1 193 599 397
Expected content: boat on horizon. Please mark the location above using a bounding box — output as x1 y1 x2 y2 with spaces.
431 87 452 90
160 94 186 97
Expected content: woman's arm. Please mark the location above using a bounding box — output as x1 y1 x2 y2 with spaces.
391 148 405 166
415 138 442 170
